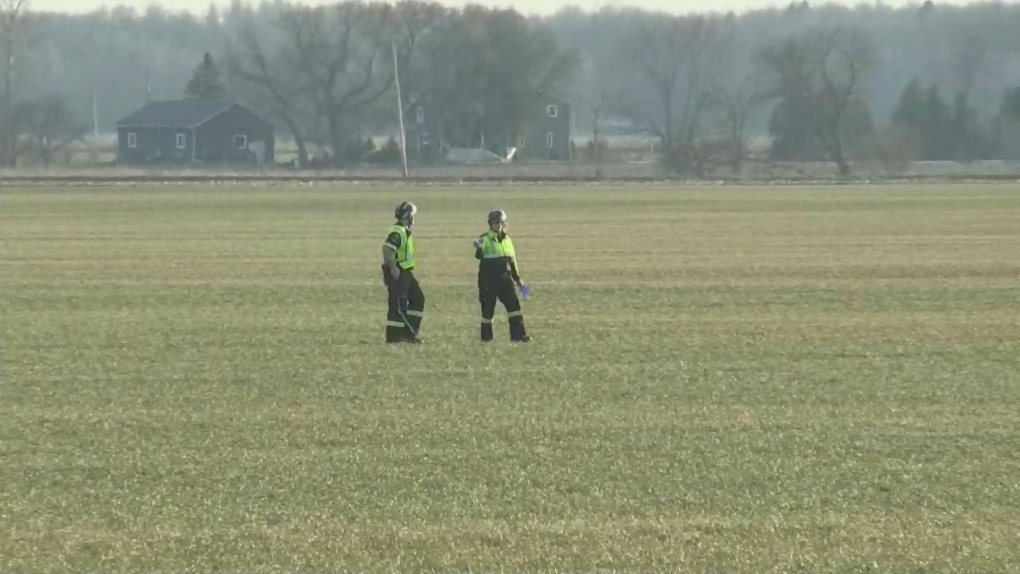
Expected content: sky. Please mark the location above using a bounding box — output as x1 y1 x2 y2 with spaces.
31 0 980 18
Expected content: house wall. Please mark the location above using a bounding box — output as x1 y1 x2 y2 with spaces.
396 99 575 162
1002 118 1020 159
403 102 443 162
523 102 573 160
117 127 194 164
196 106 275 165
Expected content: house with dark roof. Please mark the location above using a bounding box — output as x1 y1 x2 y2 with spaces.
403 96 443 163
399 96 574 163
520 98 575 161
1000 117 1020 159
115 100 274 167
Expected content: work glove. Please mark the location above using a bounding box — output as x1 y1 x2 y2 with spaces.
473 238 483 249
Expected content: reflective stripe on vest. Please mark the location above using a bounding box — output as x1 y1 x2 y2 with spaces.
390 224 416 269
480 231 514 259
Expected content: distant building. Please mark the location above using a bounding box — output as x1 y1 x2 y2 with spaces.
1000 117 1020 159
401 97 575 163
403 96 443 163
115 100 274 167
519 98 575 161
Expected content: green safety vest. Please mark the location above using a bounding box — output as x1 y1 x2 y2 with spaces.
390 224 416 270
480 230 516 265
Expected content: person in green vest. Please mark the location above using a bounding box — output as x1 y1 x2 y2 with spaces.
473 209 531 343
381 201 424 344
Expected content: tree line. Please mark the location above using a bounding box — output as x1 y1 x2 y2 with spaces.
2 0 1020 173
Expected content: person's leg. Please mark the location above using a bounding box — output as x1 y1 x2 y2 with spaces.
404 272 425 338
479 284 497 341
497 280 529 341
386 280 406 343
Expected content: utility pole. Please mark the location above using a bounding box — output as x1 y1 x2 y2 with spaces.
392 43 408 178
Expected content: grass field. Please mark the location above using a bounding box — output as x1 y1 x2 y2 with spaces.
2 184 1019 573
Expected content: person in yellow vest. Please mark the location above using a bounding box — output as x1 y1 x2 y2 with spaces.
473 209 531 343
381 201 424 344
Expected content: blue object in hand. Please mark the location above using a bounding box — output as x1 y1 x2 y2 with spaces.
520 285 529 299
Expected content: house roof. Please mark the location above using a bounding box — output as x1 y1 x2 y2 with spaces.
115 100 236 129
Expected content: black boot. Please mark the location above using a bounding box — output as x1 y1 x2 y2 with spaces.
386 322 406 343
509 317 529 342
481 321 493 342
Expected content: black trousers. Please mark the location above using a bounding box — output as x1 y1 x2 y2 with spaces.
385 268 424 342
479 278 527 341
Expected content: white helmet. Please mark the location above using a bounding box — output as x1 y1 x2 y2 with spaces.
394 201 417 224
487 209 507 225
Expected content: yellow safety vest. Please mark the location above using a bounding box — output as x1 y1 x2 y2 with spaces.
389 224 416 270
480 230 516 264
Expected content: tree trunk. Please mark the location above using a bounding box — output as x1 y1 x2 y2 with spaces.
328 113 345 168
831 140 850 175
281 114 308 167
293 133 308 168
3 63 13 167
593 106 602 179
730 120 745 173
39 137 50 167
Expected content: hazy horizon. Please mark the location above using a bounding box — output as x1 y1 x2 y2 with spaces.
32 0 985 17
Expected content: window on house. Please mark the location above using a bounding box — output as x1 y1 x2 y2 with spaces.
546 131 554 149
233 135 247 149
176 133 186 149
127 133 136 148
416 106 424 124
547 104 558 118
420 132 430 146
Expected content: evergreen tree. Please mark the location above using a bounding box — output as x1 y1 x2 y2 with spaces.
888 79 925 160
184 52 227 100
204 3 220 29
950 90 987 160
841 98 875 160
1001 87 1020 119
922 84 952 160
767 97 818 162
891 78 923 130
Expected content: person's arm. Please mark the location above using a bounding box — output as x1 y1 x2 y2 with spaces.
473 234 484 260
382 232 401 280
505 236 522 285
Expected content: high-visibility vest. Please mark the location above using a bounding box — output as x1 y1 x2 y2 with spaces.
389 224 416 269
480 230 516 265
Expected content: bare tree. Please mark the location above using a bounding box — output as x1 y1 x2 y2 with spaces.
622 13 731 175
400 5 578 156
758 25 878 176
704 75 771 173
277 1 395 165
16 96 84 167
371 0 447 143
569 58 619 177
413 8 457 135
0 0 29 167
391 0 446 96
225 16 313 167
949 28 988 99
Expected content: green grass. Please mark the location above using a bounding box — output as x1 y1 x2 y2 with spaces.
2 184 1019 573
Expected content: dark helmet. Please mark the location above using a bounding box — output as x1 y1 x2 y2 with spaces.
394 201 417 222
487 209 507 225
